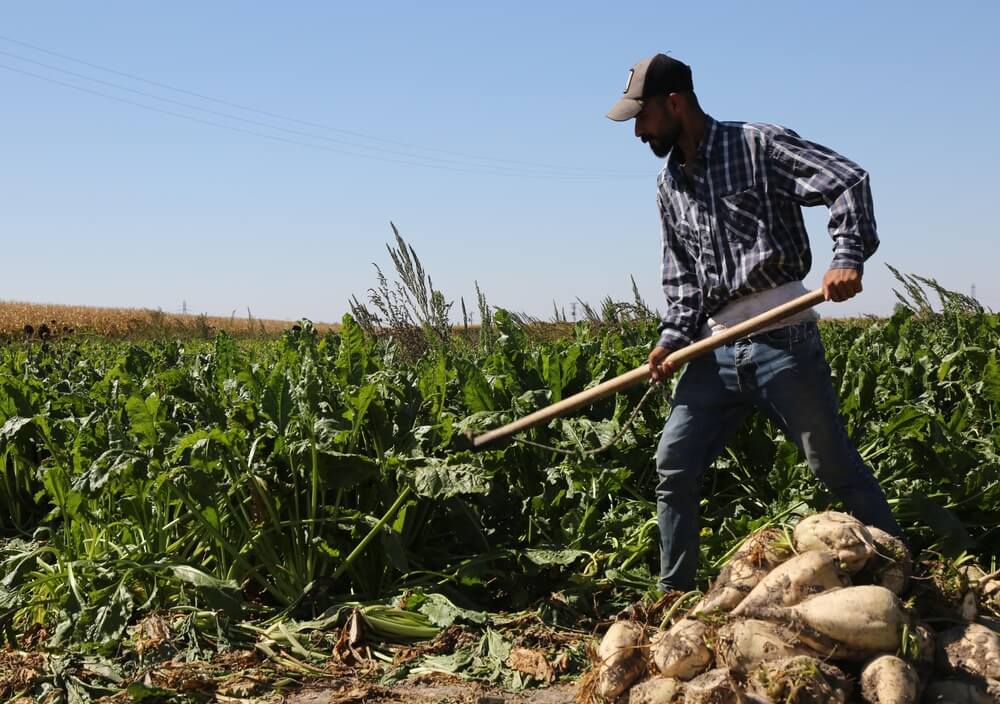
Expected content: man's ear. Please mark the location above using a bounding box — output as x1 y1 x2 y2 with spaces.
658 93 672 115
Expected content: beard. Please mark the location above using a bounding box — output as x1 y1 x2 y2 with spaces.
648 140 671 158
645 123 681 159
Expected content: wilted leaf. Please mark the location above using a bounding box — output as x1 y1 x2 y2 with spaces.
413 461 490 499
417 593 487 627
167 565 243 617
522 548 588 567
507 647 554 683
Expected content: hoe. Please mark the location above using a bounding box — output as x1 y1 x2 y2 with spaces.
469 287 826 451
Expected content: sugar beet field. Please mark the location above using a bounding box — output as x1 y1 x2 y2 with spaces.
1 265 999 703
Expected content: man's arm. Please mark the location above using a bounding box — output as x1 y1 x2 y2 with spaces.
766 129 878 301
651 191 702 379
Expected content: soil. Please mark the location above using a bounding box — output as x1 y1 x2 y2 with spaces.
280 673 579 703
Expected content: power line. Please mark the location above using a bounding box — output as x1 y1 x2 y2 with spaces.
0 34 644 177
0 47 614 178
0 61 641 180
0 62 521 175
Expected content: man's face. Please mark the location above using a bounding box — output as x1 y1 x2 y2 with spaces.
634 94 681 158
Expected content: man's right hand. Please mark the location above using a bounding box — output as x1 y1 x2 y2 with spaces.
648 345 679 383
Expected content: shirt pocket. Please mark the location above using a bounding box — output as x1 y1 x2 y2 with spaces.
719 187 763 246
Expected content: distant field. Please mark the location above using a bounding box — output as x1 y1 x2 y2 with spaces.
0 300 337 340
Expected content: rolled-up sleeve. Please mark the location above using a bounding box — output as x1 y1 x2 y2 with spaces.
766 130 879 271
657 192 703 348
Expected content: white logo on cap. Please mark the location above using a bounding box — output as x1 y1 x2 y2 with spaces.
623 68 634 94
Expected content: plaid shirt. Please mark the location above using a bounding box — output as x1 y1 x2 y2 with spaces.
656 115 878 349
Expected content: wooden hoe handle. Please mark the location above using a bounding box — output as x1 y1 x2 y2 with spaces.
470 287 826 450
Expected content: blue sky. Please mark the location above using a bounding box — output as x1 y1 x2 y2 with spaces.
2 1 997 323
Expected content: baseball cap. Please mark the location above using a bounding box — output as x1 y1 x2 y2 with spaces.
606 54 694 121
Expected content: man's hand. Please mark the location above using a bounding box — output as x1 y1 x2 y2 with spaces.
648 345 680 383
823 268 863 302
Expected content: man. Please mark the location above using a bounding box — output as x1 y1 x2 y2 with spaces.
607 54 903 592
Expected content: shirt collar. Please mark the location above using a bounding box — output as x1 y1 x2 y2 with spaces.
698 114 718 160
665 114 718 184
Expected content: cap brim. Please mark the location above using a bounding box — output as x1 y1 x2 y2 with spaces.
606 97 642 121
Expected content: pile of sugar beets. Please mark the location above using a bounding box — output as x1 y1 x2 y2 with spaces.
591 512 1000 703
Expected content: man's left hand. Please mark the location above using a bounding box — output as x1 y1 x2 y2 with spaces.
823 268 863 302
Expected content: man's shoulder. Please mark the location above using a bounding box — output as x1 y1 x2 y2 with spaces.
719 120 800 144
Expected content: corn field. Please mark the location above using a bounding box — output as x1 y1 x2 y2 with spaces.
0 300 337 341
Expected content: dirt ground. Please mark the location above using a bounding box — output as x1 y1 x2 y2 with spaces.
281 675 579 703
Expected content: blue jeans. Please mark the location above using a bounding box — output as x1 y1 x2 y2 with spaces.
654 322 901 592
